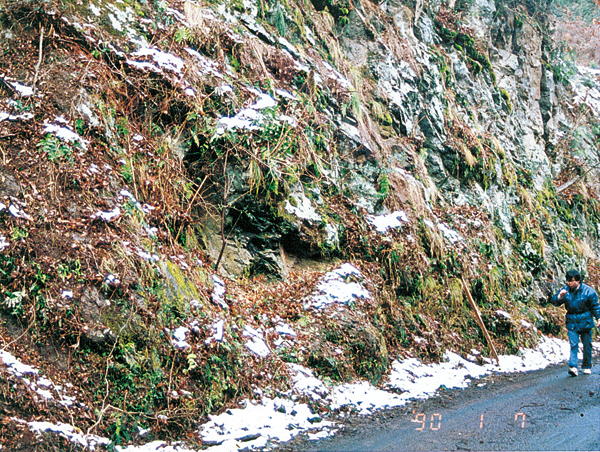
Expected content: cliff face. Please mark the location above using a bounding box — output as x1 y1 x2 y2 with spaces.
1 0 599 448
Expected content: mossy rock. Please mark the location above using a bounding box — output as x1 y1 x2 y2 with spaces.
307 313 389 385
159 260 203 310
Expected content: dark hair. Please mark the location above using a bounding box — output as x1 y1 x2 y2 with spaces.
566 269 581 281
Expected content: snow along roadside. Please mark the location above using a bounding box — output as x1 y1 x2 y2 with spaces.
1 335 579 451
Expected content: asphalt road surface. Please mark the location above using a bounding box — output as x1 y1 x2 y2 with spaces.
277 362 600 451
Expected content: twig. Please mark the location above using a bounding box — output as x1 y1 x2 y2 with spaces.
174 173 210 244
214 151 230 272
0 143 8 166
461 276 500 365
556 175 580 194
167 354 176 411
33 26 45 97
0 77 16 96
87 307 135 435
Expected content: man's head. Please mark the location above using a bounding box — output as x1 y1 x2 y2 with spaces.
566 269 581 290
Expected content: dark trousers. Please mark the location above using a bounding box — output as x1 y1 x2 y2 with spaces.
568 328 593 369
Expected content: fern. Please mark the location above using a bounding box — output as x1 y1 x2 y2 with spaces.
37 135 73 163
174 26 193 44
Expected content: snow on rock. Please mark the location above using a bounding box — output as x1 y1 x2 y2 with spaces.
215 90 279 134
387 336 569 401
249 92 277 110
43 117 88 150
136 248 160 262
0 111 34 122
367 210 409 233
495 309 511 319
288 363 329 400
424 219 463 244
185 48 225 79
328 380 410 414
205 319 225 345
243 325 271 357
105 274 120 286
198 397 334 450
93 206 121 222
15 419 110 450
1 350 39 378
0 234 8 251
116 441 194 451
274 320 296 338
1 335 574 451
126 47 185 75
387 352 489 401
1 350 77 407
285 191 322 223
520 320 533 330
275 88 298 100
497 336 569 371
171 327 191 350
3 201 33 221
437 222 463 243
211 275 229 310
304 263 370 309
8 81 34 97
216 108 260 133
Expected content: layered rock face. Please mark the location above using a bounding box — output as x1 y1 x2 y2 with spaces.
196 0 599 287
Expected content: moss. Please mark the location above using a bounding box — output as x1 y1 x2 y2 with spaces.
499 87 512 112
161 260 202 306
307 315 389 385
440 26 458 42
377 173 390 196
439 24 494 77
514 15 524 28
370 100 391 126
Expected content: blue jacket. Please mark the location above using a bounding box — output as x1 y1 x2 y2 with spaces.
551 283 600 332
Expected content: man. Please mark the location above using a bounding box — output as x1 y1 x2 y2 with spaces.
550 269 600 376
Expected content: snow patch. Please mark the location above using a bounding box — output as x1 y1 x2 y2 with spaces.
205 319 225 345
243 325 271 357
285 192 322 222
211 275 228 310
16 419 110 450
305 263 370 309
367 210 409 233
44 118 88 150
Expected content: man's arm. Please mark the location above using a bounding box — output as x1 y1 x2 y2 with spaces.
588 288 600 326
550 287 568 306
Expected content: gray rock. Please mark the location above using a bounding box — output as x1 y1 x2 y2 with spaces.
0 170 21 199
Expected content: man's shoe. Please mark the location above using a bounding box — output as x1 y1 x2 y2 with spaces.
583 368 592 375
569 367 578 376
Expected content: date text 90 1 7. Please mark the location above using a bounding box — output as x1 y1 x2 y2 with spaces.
412 412 527 431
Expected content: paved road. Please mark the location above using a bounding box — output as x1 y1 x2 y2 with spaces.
279 362 600 451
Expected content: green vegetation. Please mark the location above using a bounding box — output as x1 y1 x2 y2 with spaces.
549 0 600 22
37 134 76 163
438 26 493 76
545 44 577 85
